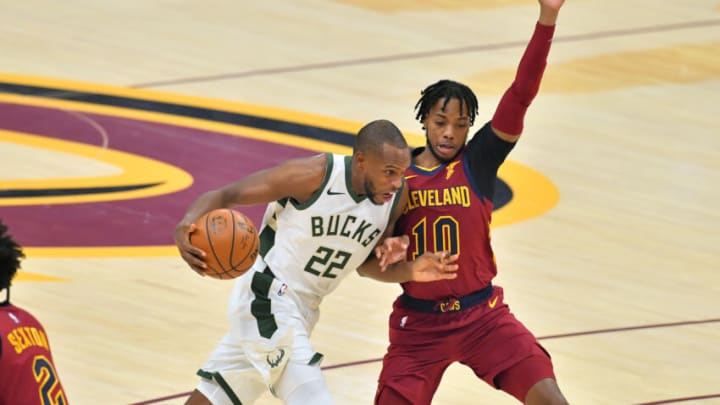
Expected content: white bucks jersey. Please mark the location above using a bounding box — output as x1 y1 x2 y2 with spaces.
258 153 402 309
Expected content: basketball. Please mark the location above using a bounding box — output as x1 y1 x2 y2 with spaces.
190 208 260 279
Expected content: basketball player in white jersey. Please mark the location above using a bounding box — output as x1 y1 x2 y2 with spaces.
174 119 459 405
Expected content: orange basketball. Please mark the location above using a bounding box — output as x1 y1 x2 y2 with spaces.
189 208 260 279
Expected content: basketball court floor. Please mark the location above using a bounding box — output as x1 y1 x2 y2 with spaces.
1 1 719 404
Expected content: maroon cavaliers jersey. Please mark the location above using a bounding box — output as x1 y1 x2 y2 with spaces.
0 303 68 405
397 122 514 300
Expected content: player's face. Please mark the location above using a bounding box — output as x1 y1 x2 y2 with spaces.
363 144 410 205
422 97 471 164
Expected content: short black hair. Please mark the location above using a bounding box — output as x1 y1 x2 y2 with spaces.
0 220 24 291
354 119 408 154
414 79 479 126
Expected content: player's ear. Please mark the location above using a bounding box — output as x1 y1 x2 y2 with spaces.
354 150 367 169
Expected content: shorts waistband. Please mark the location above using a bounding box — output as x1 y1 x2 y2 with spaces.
400 283 493 313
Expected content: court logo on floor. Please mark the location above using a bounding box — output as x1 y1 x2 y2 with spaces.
0 74 558 257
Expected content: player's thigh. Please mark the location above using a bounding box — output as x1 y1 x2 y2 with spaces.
493 349 556 403
525 378 568 405
376 352 450 405
461 307 548 379
375 382 416 405
274 326 328 400
275 362 331 405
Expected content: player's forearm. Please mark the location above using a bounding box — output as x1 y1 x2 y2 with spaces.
358 260 413 283
514 22 555 100
491 21 555 135
179 189 229 225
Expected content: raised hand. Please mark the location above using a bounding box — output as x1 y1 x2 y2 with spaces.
539 0 564 25
540 0 564 11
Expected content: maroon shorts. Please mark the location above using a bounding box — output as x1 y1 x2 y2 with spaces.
375 286 555 405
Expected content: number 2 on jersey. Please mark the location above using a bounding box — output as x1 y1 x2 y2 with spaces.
304 246 352 278
409 216 460 259
33 355 67 405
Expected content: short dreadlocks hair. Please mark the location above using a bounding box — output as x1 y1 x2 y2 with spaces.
414 80 479 126
0 220 24 291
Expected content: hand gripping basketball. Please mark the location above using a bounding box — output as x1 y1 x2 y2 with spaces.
189 208 260 279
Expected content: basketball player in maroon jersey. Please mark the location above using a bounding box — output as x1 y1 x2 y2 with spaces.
373 0 569 404
0 220 69 405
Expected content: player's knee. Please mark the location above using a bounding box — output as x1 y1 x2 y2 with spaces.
283 378 332 405
524 378 568 405
274 362 331 404
184 389 213 405
375 385 413 405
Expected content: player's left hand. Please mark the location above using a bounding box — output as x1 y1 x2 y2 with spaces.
374 235 410 271
174 221 208 276
410 251 459 282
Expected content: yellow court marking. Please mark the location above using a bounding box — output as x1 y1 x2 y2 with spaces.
0 138 120 180
0 93 352 157
22 159 559 259
0 72 363 141
24 246 178 258
0 129 193 206
2 74 560 261
15 271 68 282
493 160 559 228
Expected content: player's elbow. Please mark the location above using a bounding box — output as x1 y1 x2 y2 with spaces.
356 266 371 278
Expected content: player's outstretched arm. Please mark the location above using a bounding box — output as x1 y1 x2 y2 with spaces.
358 251 458 283
174 154 327 275
490 0 564 143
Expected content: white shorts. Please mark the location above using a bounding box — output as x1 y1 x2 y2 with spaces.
195 264 325 404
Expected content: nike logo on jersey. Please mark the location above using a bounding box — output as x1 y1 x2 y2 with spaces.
326 189 344 195
488 295 499 309
8 312 19 324
405 175 418 180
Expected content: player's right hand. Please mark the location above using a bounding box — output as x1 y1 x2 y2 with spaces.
410 251 459 282
173 222 208 276
374 235 410 272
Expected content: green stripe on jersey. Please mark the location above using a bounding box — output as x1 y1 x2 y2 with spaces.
250 272 278 339
293 152 334 210
196 369 244 405
344 155 366 203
